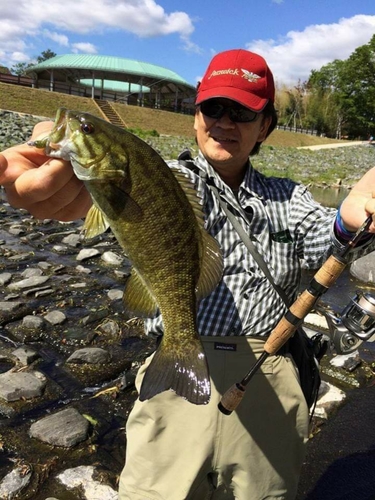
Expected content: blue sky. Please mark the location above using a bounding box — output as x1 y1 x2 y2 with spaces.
1 0 374 87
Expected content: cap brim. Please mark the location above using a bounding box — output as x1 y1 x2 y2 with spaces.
195 87 268 112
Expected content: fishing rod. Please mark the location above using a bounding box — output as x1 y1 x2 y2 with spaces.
218 215 373 415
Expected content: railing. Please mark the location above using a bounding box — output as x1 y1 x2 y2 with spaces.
0 73 34 87
277 124 319 136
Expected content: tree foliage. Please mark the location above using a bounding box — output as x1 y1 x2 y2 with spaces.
305 35 375 139
11 49 56 76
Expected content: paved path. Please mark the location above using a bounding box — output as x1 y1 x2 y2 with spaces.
298 141 369 150
297 382 375 499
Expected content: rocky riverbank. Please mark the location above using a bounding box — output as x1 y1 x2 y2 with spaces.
1 109 375 190
1 110 375 499
0 191 158 498
1 188 375 499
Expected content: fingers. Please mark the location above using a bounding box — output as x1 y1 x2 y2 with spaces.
364 193 375 232
9 158 92 220
1 120 92 221
26 180 92 221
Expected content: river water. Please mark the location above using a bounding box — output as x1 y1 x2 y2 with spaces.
309 186 349 208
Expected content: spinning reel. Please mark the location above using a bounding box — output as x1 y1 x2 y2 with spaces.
314 291 375 354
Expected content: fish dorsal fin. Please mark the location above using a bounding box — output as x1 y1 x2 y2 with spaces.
172 169 205 230
123 268 158 318
83 205 110 239
196 231 223 300
171 169 223 300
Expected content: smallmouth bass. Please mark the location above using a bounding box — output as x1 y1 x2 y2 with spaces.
30 108 223 405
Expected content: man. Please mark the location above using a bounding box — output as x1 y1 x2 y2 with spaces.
1 49 375 499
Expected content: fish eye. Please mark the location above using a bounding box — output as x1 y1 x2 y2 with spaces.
81 122 95 134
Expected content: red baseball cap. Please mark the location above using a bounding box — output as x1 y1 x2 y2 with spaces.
196 49 275 112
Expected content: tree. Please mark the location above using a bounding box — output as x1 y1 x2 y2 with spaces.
307 60 346 138
11 49 56 76
11 62 32 76
338 35 375 138
307 35 375 139
36 49 56 64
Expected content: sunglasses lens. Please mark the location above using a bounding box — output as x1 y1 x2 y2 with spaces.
200 100 257 123
231 108 258 123
200 101 225 119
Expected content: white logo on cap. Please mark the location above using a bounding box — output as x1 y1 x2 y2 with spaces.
208 68 239 79
241 69 261 82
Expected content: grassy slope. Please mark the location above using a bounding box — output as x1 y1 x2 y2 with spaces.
0 82 344 147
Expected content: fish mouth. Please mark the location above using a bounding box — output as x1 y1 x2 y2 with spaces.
44 140 72 161
46 138 107 172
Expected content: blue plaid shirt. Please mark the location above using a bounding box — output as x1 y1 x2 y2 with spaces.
144 152 375 338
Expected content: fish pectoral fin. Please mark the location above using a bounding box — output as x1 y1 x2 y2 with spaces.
139 338 211 405
83 205 110 239
196 230 223 300
110 183 143 221
123 269 158 317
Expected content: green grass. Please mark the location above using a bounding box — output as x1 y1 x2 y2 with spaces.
2 81 373 188
0 81 345 146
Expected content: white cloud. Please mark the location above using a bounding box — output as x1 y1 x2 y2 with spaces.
0 0 195 67
246 14 375 85
43 30 69 47
71 43 98 54
9 51 30 63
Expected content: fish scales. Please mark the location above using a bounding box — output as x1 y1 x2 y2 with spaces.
30 108 223 405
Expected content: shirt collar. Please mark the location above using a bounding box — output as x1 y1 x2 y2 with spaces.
195 151 264 201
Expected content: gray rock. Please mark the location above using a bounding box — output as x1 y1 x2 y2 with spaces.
350 253 375 283
0 371 46 401
76 264 92 274
29 407 89 447
76 248 101 261
7 275 50 291
53 244 70 254
67 347 111 364
101 251 124 266
21 267 43 278
57 465 118 499
0 466 32 499
12 346 40 365
0 272 12 286
97 319 121 335
9 225 27 236
38 261 52 270
44 310 66 325
22 315 45 330
107 289 123 301
62 233 82 247
0 301 24 313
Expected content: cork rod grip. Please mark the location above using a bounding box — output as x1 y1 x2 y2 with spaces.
218 383 245 415
264 255 347 356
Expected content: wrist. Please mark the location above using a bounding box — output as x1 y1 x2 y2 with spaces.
335 209 356 238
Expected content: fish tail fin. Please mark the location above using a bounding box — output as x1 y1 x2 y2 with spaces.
139 338 210 405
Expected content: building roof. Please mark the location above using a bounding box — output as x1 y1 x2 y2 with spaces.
27 54 194 97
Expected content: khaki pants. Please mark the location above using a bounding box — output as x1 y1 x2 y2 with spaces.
119 337 309 500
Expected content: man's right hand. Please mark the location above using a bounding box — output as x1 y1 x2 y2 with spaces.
0 121 92 221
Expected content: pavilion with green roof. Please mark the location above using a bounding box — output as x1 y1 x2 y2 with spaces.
26 54 196 112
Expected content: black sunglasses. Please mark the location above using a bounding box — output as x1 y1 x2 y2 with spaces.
199 99 258 123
